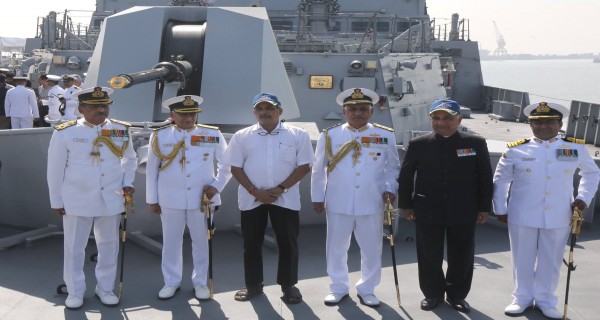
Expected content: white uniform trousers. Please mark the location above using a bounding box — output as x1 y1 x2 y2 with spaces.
326 211 383 295
508 223 570 309
160 208 209 287
10 116 33 129
63 214 120 297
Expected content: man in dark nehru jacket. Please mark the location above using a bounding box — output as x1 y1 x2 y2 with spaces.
398 99 493 313
47 86 137 310
146 95 231 301
493 102 600 319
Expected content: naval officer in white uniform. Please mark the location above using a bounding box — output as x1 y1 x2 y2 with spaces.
146 95 231 301
311 88 401 307
493 102 600 319
47 86 137 309
59 74 81 120
45 74 65 121
4 76 38 128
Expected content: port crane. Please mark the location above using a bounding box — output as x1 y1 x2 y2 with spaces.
493 21 507 56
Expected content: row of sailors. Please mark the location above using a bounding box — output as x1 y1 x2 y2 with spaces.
1 73 82 129
47 87 599 320
40 74 82 123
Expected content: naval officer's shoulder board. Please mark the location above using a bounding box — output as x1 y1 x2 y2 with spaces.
563 137 585 144
322 123 342 134
110 118 131 127
54 120 77 131
155 124 174 132
507 139 530 148
197 123 220 130
373 123 394 132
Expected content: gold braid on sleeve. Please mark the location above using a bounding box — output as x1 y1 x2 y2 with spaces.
151 133 186 171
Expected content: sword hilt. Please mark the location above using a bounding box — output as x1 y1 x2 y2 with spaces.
571 207 584 236
384 199 398 226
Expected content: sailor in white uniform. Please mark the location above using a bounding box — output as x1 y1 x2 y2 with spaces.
493 102 600 319
4 76 38 128
311 88 401 307
47 86 137 309
146 95 231 301
45 75 65 121
59 74 81 120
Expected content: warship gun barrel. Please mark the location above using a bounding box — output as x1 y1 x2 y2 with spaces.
109 60 193 89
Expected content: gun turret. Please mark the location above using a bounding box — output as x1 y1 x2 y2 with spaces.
109 60 193 89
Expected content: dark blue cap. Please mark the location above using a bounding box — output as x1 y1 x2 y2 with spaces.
252 93 281 108
429 99 460 115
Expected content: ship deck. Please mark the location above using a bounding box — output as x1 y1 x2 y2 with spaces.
1 219 600 320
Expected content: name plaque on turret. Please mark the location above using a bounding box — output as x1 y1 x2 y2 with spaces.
310 75 333 89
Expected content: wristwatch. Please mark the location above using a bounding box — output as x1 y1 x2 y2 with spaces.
277 184 288 193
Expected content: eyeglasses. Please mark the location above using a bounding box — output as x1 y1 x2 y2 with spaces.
254 105 278 112
257 130 279 136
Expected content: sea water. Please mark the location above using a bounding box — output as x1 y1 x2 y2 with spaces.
481 59 600 106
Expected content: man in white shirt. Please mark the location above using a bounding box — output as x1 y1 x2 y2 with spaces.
36 74 51 127
311 88 401 308
146 95 231 301
47 86 137 310
4 76 38 128
222 93 314 304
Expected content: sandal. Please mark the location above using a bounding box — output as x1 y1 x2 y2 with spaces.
234 285 263 301
281 285 302 304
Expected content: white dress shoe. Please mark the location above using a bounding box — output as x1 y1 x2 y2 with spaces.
158 286 180 300
65 295 84 309
540 307 562 319
194 285 211 300
504 302 531 315
357 293 380 307
324 292 349 306
95 287 119 306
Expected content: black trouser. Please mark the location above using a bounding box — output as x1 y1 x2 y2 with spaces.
241 204 299 288
38 105 49 127
415 220 475 300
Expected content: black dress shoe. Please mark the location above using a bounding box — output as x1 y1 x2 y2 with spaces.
420 297 441 311
446 297 471 313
